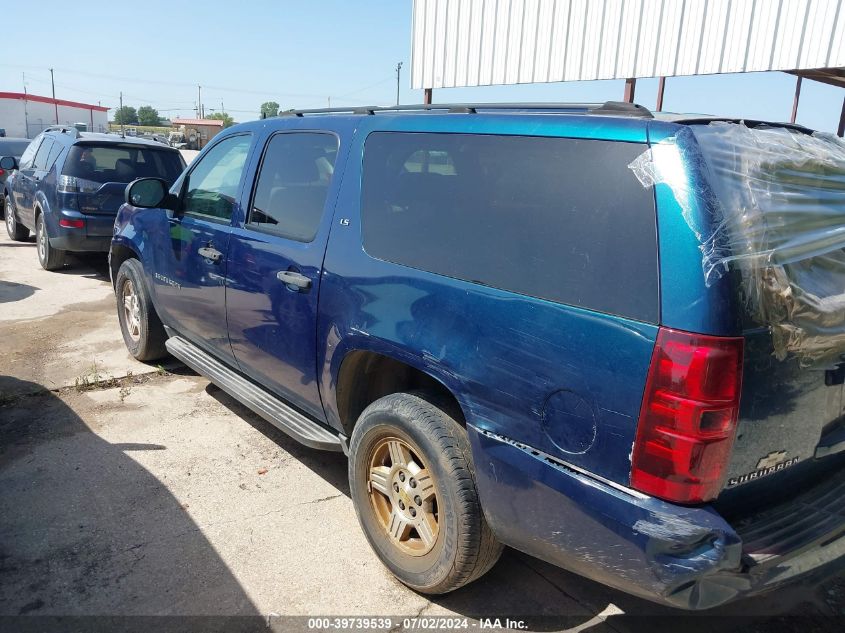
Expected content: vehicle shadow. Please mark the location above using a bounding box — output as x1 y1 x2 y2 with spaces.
0 241 36 247
0 280 37 303
0 376 261 622
59 252 111 282
427 546 842 632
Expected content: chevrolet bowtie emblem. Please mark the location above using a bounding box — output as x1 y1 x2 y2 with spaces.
756 450 789 470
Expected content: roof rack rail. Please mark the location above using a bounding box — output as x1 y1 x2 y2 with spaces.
278 101 653 118
42 125 80 137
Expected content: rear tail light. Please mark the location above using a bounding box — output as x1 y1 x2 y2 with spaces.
60 218 85 228
58 174 101 194
0 168 5 177
631 327 744 504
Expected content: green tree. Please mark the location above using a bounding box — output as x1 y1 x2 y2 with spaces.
137 105 161 126
113 106 138 125
207 112 235 128
260 101 280 118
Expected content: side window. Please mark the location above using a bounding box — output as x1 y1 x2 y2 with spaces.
33 138 55 170
361 132 659 323
19 137 43 170
183 134 252 221
248 132 339 242
46 141 64 170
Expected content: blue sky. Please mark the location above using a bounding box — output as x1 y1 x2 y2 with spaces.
3 0 843 132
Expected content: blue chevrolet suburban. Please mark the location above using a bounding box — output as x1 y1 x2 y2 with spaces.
1 126 184 269
110 103 845 609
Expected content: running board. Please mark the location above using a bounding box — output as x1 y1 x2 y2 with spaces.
166 336 346 452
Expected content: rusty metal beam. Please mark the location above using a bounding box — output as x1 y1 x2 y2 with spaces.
423 88 433 105
785 68 845 90
656 77 666 111
623 78 636 103
791 75 802 124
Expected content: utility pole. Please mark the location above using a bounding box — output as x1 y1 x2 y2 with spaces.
23 72 29 138
49 68 58 123
395 61 403 106
197 85 203 119
221 99 224 115
119 92 125 138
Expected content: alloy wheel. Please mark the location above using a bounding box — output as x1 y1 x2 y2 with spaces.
367 436 439 556
37 218 47 261
122 279 142 342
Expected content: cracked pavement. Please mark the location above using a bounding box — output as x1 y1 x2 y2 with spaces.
1 230 843 631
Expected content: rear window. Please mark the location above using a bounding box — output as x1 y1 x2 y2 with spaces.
63 144 185 184
361 132 659 322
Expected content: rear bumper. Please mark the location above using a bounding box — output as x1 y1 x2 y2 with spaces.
48 209 113 252
468 425 845 610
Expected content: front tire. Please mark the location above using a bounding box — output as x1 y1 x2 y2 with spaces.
5 195 29 241
115 258 168 361
35 213 66 270
349 392 502 594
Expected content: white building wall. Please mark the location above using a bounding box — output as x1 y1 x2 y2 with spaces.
0 96 109 138
0 99 27 138
411 0 845 89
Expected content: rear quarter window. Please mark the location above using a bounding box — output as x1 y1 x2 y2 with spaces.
361 132 659 323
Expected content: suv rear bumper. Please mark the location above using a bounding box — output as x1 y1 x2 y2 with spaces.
48 209 113 252
468 426 845 610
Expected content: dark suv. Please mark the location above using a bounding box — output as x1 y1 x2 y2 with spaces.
1 126 184 270
110 103 845 609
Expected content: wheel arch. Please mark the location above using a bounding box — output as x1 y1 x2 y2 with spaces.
109 239 142 288
334 347 467 437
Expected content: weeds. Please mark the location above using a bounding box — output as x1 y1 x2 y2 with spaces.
74 362 119 392
119 371 134 402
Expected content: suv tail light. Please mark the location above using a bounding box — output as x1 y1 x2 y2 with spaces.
58 174 101 194
631 327 744 504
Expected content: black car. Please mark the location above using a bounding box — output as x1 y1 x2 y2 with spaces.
1 126 185 270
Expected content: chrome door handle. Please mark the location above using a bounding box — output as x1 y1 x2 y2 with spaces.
276 270 311 290
198 245 222 262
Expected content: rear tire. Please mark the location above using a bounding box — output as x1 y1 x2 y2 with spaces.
4 195 29 241
35 213 66 270
349 392 503 594
115 258 168 361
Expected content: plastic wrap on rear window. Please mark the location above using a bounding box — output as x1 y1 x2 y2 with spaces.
629 122 845 369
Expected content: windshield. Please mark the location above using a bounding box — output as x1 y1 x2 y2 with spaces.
0 139 32 158
63 143 185 184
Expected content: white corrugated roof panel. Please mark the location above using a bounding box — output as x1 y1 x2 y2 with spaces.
410 0 845 89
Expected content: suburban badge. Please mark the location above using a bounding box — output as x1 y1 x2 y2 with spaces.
727 451 799 487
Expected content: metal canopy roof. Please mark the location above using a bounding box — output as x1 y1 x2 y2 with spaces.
789 66 845 88
411 0 845 89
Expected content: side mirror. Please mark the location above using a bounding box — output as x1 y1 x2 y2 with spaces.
125 178 168 208
0 156 17 171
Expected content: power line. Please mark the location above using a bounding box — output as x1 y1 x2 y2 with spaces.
335 76 393 99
